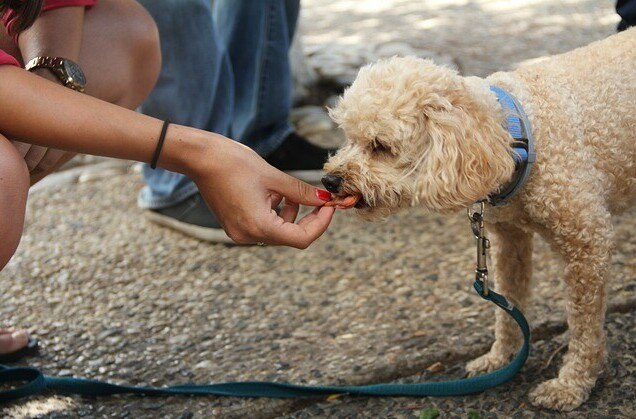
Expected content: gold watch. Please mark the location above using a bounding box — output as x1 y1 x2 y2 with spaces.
25 56 87 93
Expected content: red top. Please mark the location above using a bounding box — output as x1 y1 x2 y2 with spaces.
1 0 97 66
0 49 19 67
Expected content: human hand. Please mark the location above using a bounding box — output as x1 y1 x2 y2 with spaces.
11 69 74 182
11 139 73 183
188 134 335 248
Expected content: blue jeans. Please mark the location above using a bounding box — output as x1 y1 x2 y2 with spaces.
137 0 299 209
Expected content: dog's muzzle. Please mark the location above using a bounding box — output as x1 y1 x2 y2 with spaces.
321 174 343 193
321 174 369 208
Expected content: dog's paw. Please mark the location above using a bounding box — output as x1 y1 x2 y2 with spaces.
465 352 509 376
529 378 589 411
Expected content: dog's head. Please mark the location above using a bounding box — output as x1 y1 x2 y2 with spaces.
323 56 516 219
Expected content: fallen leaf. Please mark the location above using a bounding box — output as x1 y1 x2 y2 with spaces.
420 408 440 419
426 362 445 373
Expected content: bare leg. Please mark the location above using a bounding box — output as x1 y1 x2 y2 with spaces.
0 136 29 270
528 198 612 411
0 134 30 354
0 0 161 108
0 0 160 352
78 0 161 109
466 223 533 374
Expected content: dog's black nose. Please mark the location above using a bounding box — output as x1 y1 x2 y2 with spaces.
321 174 343 193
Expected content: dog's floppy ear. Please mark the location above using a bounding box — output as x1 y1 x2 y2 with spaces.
412 101 516 213
327 94 349 131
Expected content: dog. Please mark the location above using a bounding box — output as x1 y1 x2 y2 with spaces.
322 28 636 411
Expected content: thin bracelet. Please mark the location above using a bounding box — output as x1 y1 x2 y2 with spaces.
150 120 171 169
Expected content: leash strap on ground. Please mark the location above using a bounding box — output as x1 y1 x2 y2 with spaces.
0 280 529 402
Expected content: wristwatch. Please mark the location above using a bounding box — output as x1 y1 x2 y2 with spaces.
25 56 87 93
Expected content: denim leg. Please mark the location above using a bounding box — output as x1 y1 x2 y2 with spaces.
213 0 299 156
137 0 233 209
138 0 300 209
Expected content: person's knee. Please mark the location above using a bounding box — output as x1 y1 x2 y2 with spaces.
0 138 29 269
117 1 162 108
131 5 161 91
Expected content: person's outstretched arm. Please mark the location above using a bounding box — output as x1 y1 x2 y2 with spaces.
0 66 335 248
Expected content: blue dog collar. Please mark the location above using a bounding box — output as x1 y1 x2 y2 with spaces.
487 86 536 206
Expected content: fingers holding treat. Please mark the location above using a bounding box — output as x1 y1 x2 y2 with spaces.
279 198 300 223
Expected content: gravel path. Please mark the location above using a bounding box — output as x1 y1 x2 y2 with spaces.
290 310 636 419
2 174 634 418
2 1 632 418
301 0 619 78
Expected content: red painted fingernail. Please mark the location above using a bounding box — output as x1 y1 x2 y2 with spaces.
316 190 332 201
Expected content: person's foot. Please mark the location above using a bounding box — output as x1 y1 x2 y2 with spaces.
0 328 39 363
144 193 234 244
0 328 28 355
145 133 334 243
266 132 336 183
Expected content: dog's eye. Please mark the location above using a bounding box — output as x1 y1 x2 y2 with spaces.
371 138 392 154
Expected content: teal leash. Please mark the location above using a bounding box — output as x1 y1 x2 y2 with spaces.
0 280 528 401
0 206 530 402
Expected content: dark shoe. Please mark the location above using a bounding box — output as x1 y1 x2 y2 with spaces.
266 132 336 183
145 193 233 243
0 337 39 364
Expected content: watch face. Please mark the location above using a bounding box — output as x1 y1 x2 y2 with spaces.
63 60 86 87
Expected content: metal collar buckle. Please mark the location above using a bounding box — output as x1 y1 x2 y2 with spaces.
467 202 490 296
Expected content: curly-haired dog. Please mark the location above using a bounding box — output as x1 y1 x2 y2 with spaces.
322 28 636 411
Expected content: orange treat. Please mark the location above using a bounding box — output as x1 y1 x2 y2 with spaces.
324 194 361 209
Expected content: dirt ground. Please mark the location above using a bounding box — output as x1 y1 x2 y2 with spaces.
2 0 633 418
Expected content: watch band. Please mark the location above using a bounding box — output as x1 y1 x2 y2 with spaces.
25 56 85 92
25 56 64 77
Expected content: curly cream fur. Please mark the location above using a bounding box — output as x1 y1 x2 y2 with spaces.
327 56 517 216
325 28 636 411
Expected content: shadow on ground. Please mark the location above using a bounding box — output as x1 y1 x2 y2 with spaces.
301 0 619 77
2 1 633 418
1 171 634 418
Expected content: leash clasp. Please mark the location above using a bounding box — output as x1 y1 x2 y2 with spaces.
468 202 490 296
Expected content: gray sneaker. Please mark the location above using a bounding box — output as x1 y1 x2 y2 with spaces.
144 193 234 244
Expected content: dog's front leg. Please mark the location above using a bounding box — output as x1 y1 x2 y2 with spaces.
466 223 533 375
528 204 612 411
